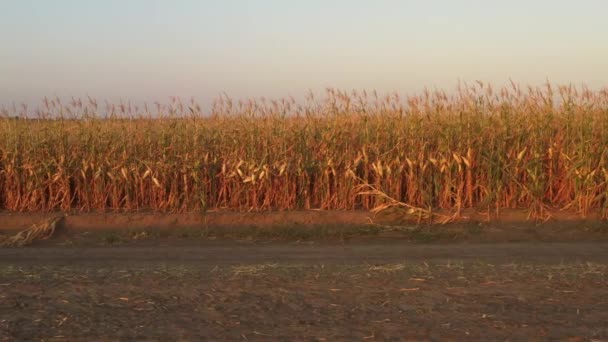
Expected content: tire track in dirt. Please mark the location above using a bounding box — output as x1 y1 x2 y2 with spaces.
2 242 608 266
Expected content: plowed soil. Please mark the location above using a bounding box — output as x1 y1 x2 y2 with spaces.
1 242 608 340
2 211 608 340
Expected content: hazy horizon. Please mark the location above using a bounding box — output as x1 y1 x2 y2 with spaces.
2 0 607 108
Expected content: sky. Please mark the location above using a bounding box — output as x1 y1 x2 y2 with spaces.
1 0 607 108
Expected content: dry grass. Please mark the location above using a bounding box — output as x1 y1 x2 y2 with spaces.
1 83 608 220
0 215 64 247
231 264 280 276
367 264 407 273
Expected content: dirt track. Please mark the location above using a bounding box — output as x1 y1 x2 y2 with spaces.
2 242 608 265
2 242 608 340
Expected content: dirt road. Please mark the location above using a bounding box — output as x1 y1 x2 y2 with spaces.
2 242 608 265
2 242 608 340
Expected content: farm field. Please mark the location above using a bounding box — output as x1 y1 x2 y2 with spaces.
4 0 608 340
2 84 608 340
2 84 608 221
2 210 608 340
1 241 608 340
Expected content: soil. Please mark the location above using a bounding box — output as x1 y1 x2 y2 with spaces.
2 209 608 245
1 242 608 340
2 211 608 340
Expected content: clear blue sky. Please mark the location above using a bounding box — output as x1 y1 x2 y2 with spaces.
1 0 607 107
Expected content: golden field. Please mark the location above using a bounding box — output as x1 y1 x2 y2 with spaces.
1 83 608 218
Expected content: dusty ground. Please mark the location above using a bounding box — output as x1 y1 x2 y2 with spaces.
2 210 608 245
2 211 608 340
1 242 608 341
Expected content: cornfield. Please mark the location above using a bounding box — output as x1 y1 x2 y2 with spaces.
1 82 608 219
